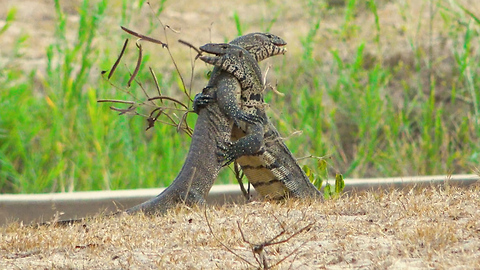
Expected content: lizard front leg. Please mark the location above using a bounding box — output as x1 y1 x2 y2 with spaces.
192 89 264 125
192 88 215 114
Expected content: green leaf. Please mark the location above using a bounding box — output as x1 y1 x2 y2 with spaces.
0 8 17 36
233 11 243 36
317 159 328 180
457 3 480 25
303 165 314 182
324 183 332 200
335 173 345 194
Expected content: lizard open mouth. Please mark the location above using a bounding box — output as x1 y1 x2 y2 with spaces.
199 33 288 61
276 45 287 55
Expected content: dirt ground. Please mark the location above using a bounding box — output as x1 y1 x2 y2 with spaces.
1 185 479 269
2 1 480 269
4 0 477 80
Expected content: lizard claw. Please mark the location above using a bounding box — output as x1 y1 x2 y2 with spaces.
239 113 265 125
217 141 236 167
192 93 215 114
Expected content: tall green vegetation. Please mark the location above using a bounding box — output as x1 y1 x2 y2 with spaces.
0 0 188 193
1 0 479 193
270 0 480 178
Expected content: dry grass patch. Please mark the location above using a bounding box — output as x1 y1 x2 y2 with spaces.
1 185 480 269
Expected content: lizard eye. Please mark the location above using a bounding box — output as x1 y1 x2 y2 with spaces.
238 51 243 57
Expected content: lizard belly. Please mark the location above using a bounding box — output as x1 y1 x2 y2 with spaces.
236 155 289 199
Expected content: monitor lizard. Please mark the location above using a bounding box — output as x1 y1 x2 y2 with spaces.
126 33 289 215
194 43 322 200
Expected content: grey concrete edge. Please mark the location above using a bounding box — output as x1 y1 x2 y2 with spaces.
1 174 478 225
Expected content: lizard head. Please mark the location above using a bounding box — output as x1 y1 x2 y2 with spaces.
198 32 287 70
230 32 287 62
199 43 254 68
199 43 236 56
227 32 287 62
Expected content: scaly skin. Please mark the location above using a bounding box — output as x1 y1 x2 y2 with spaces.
126 33 288 215
199 44 267 165
195 43 322 200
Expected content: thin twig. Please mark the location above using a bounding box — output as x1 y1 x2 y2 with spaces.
234 161 249 200
120 26 167 47
127 41 143 87
148 96 189 110
106 39 128 79
97 99 135 105
110 105 137 115
204 208 255 267
146 3 191 101
146 107 163 131
100 73 144 104
149 67 162 102
263 65 285 96
237 218 316 269
296 154 331 162
177 111 193 135
178 39 202 55
273 238 310 269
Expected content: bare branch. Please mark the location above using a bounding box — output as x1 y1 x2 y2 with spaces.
102 9 195 138
262 65 270 87
177 111 193 135
146 107 163 131
164 24 181 33
106 39 128 80
149 67 162 101
100 74 144 104
120 26 167 47
234 161 249 200
204 209 255 267
296 154 332 162
263 65 285 97
97 99 135 105
148 96 189 110
110 105 137 115
236 220 250 244
271 238 309 269
178 39 202 56
266 222 315 246
127 42 143 87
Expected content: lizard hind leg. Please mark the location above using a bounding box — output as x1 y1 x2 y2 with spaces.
218 123 265 167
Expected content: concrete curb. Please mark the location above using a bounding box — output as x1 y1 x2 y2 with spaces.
1 174 478 225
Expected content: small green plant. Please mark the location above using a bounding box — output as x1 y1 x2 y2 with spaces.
0 7 16 36
233 11 244 36
304 159 345 199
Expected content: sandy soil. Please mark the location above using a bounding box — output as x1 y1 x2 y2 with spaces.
2 1 480 269
4 0 477 80
2 185 479 269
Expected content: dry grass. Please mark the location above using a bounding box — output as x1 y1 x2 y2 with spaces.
2 1 480 267
3 0 480 192
2 185 479 269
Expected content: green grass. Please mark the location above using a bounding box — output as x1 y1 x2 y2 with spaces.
1 0 479 193
271 0 480 178
0 0 189 193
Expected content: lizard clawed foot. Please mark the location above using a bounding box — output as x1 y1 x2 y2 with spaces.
217 141 237 167
192 93 215 114
237 112 265 125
